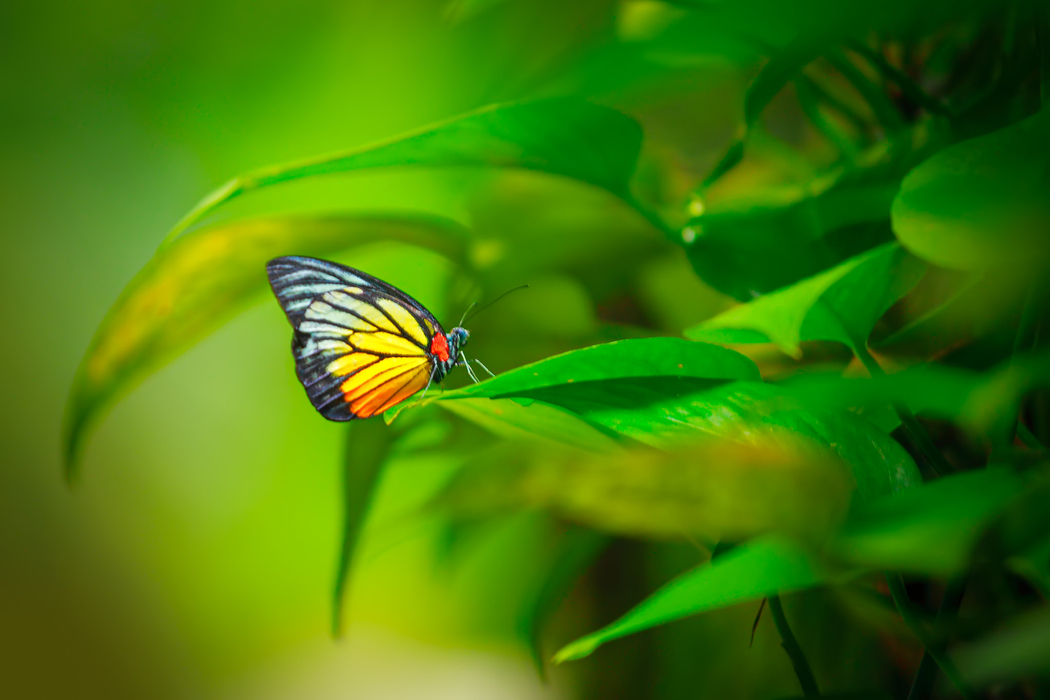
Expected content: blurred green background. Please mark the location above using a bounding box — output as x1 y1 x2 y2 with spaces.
0 1 751 697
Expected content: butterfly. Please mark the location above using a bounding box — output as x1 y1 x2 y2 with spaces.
266 256 491 421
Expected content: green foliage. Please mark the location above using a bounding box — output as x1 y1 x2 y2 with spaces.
56 1 1050 698
553 537 825 662
893 110 1050 270
160 98 648 247
687 242 925 356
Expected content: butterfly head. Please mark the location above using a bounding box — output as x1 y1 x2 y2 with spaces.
448 326 470 356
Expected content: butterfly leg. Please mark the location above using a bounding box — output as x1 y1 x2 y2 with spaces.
459 354 480 384
472 358 495 377
419 364 439 402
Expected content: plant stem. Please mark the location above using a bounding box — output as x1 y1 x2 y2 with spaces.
767 594 821 698
1039 1 1050 105
886 575 976 700
621 193 682 244
1008 281 1044 445
825 48 905 135
852 343 953 478
843 39 952 119
905 576 968 700
1018 422 1048 452
795 76 860 163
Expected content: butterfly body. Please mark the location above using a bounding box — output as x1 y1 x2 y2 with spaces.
267 256 470 420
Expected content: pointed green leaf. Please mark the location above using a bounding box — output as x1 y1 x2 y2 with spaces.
163 98 643 245
441 338 760 400
686 242 926 356
700 42 822 190
553 537 824 663
515 380 921 505
832 469 1026 576
63 214 468 479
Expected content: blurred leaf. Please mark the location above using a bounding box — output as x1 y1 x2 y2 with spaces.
832 469 1026 576
954 606 1050 686
553 537 825 663
619 5 762 64
824 48 904 135
63 214 469 479
975 476 1050 565
665 0 998 49
332 419 396 637
437 398 620 451
892 110 1050 270
513 380 921 505
164 98 644 245
843 39 951 119
441 337 761 399
701 42 822 189
685 182 901 300
687 242 925 356
781 352 1050 439
871 271 987 356
518 526 609 678
443 0 508 24
436 436 853 542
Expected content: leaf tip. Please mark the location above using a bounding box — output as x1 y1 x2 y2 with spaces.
61 398 87 488
551 638 599 664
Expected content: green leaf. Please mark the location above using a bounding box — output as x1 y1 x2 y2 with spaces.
512 380 921 506
687 242 926 356
435 434 854 542
831 469 1026 576
332 419 396 637
686 173 904 301
441 337 761 399
553 537 824 663
700 42 823 191
163 98 643 246
63 214 468 479
870 271 988 355
781 352 1050 440
438 398 621 452
892 110 1050 270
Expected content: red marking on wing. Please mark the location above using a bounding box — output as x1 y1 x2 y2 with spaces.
430 333 450 362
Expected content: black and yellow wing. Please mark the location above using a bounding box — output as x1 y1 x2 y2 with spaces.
266 256 443 420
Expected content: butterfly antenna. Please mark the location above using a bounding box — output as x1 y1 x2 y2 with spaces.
461 284 529 325
457 302 477 328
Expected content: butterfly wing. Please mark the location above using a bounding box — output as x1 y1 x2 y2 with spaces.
267 256 444 420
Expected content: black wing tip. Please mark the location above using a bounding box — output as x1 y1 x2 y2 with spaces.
266 255 317 280
315 395 357 421
267 254 317 267
321 406 357 422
